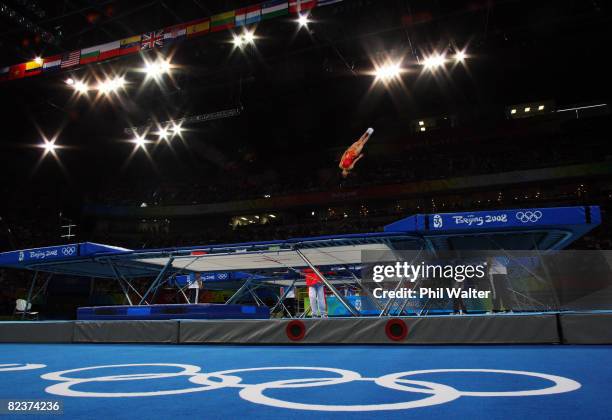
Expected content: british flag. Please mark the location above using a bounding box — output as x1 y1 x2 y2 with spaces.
141 30 164 50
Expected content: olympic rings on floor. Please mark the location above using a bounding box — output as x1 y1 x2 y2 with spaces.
37 363 581 411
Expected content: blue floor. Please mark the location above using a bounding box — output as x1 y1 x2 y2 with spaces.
0 344 611 419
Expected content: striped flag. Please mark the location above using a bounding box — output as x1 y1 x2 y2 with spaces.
8 63 26 80
211 10 235 32
236 5 262 26
262 1 289 20
80 44 102 64
163 23 187 44
141 30 164 50
317 0 343 6
289 0 316 13
119 35 141 56
186 18 210 38
98 40 122 60
25 59 42 75
60 51 80 68
42 55 62 72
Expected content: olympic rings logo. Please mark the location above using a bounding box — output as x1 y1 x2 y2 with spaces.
37 363 581 411
515 211 542 223
61 246 77 256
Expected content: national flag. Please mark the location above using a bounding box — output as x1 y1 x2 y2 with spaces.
118 35 141 56
80 44 101 64
186 18 210 38
163 23 187 44
141 30 164 50
25 59 42 75
289 0 316 14
262 0 289 20
317 0 342 6
8 63 26 80
61 50 80 68
42 55 62 72
97 40 122 60
236 5 262 26
211 10 235 32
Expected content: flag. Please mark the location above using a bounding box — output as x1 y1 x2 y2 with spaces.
80 44 101 64
61 50 80 68
141 30 164 50
8 63 26 80
317 0 342 5
163 23 187 44
211 10 235 32
236 5 262 26
42 55 62 72
289 0 316 13
119 35 141 56
262 0 289 20
186 18 210 38
97 40 122 60
25 59 42 75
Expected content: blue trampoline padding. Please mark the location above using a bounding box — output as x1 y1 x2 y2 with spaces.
77 303 270 320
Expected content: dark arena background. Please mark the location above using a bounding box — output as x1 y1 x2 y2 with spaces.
1 1 612 419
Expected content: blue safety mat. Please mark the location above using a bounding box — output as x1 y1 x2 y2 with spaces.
0 344 610 419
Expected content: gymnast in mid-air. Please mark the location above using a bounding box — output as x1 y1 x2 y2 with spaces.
339 127 374 178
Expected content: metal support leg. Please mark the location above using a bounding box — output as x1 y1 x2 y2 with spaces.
295 248 359 317
109 263 133 306
226 277 254 304
22 271 38 320
140 257 174 305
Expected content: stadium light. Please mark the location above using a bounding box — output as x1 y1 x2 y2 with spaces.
454 50 466 63
423 53 446 70
374 62 402 82
170 122 183 136
144 59 171 78
524 107 531 112
538 105 545 111
131 134 148 149
65 77 74 86
232 30 256 49
97 76 124 94
38 138 58 156
34 56 42 64
156 125 170 140
510 109 517 114
232 34 245 48
243 30 255 45
297 14 310 28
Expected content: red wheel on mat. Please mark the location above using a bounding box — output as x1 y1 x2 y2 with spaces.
286 320 306 341
385 318 408 341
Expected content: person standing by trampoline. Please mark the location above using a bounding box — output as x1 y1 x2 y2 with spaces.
304 268 327 318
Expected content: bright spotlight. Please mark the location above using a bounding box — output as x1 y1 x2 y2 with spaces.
145 60 171 78
510 109 517 114
34 56 42 64
156 126 170 140
170 122 183 136
65 78 75 86
524 107 531 112
297 14 310 28
375 62 402 81
423 53 446 70
232 34 245 48
74 81 88 94
243 30 255 45
38 138 58 156
538 105 545 111
131 134 148 149
454 50 466 63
